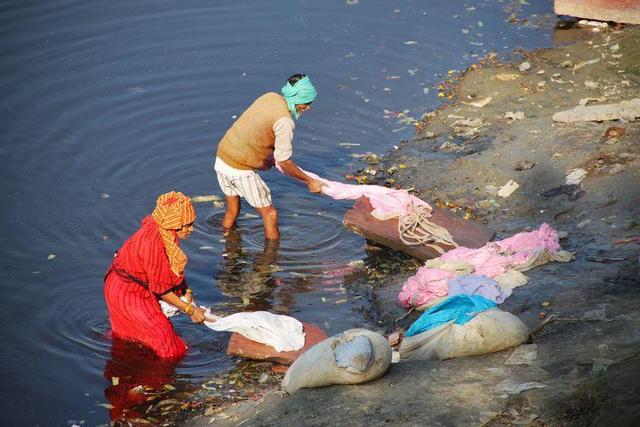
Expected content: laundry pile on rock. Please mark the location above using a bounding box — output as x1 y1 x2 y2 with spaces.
395 223 572 361
399 223 573 309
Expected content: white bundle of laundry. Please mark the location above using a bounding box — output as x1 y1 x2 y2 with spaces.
160 300 305 353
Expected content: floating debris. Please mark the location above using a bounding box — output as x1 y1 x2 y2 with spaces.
191 195 222 203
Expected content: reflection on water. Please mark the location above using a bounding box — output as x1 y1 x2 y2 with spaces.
216 230 285 311
103 339 182 422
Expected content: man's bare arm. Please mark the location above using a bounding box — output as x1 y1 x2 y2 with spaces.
278 159 324 193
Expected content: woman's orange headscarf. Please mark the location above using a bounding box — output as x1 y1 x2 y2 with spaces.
151 191 196 276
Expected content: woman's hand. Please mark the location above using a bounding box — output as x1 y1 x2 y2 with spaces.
189 306 208 324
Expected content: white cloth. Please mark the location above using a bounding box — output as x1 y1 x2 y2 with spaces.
160 297 189 318
204 310 306 352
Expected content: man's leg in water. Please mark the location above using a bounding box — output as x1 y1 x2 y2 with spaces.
222 195 240 231
255 205 279 240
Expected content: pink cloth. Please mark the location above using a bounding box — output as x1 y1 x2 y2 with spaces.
277 164 430 220
399 223 564 308
439 223 561 277
398 268 454 308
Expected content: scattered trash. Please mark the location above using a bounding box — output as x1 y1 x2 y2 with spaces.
504 111 525 120
101 193 110 199
584 80 600 90
258 373 269 384
504 344 538 366
386 331 402 347
577 20 608 29
493 73 520 81
496 379 546 395
540 184 584 200
498 180 519 198
339 142 361 147
573 58 600 71
613 236 640 246
463 96 492 108
514 160 535 171
518 61 531 72
578 97 606 106
403 41 418 45
586 256 627 263
565 168 587 185
47 254 56 260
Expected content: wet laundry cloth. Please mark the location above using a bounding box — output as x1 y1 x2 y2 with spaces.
405 295 497 337
203 310 305 352
439 223 571 277
398 268 455 308
399 223 572 308
304 170 431 221
447 274 509 304
275 165 458 249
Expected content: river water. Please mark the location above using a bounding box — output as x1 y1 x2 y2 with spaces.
0 0 555 424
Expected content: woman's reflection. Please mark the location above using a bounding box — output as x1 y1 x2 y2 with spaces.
103 338 179 422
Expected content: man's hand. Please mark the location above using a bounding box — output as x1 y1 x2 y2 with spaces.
307 179 324 194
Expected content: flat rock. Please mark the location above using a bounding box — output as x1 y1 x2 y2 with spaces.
554 0 640 25
227 323 328 365
552 98 640 123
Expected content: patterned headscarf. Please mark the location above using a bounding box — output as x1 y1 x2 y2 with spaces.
281 75 317 119
151 191 196 276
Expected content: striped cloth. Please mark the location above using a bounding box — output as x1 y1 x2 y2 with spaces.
151 191 195 276
215 157 272 208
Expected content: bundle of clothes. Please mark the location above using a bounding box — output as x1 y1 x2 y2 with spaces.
396 223 573 360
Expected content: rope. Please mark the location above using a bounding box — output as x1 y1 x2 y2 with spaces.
398 204 458 252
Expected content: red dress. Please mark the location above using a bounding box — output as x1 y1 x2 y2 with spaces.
104 216 188 359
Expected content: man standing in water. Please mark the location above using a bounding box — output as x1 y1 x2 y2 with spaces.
214 74 324 240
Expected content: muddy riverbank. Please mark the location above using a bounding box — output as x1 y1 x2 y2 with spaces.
184 23 640 427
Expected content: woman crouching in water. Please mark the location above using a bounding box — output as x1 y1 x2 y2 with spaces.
104 191 209 359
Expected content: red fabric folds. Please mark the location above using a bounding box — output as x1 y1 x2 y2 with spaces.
104 216 188 360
